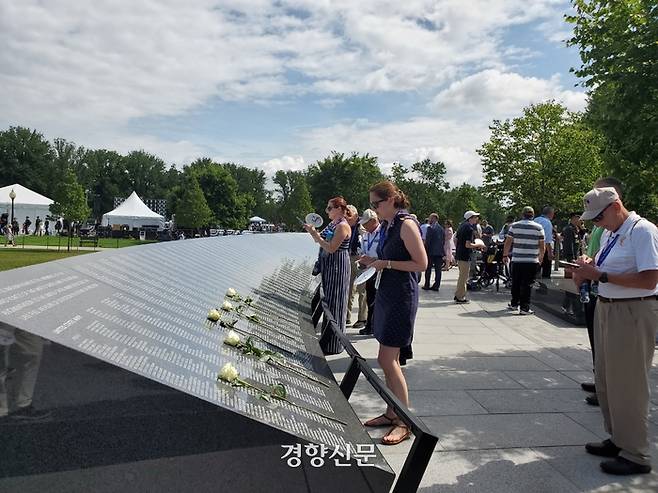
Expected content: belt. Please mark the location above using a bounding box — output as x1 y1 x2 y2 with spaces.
598 295 658 303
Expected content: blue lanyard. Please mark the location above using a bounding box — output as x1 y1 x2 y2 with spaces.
366 231 377 251
596 234 619 267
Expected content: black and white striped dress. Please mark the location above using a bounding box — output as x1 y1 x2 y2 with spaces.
318 218 351 355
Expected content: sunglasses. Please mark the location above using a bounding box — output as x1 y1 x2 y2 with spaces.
369 198 387 209
592 203 613 223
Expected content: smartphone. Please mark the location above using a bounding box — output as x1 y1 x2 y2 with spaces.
559 260 580 269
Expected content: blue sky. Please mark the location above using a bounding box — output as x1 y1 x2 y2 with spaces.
0 0 587 185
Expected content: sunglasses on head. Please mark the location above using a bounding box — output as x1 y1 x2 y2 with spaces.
592 203 613 223
369 198 386 209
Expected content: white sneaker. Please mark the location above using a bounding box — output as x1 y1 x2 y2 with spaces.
519 309 534 315
507 303 519 311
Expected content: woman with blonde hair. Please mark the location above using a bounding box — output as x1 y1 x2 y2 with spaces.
304 196 353 355
361 181 427 445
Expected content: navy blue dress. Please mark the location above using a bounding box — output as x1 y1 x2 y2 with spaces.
373 211 420 348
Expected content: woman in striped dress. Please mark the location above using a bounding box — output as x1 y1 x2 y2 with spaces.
304 197 352 355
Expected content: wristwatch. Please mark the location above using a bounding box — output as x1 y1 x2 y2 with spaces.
386 260 392 269
599 272 609 283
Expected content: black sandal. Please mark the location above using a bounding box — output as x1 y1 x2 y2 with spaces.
363 413 397 427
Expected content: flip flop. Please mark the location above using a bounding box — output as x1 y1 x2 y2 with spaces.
363 413 397 427
381 423 411 446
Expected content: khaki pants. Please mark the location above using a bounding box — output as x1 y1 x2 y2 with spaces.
594 299 657 466
454 260 470 300
347 255 367 323
0 329 44 416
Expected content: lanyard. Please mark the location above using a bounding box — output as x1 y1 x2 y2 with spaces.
596 234 619 267
366 231 378 251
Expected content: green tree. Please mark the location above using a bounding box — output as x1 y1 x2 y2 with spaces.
175 175 213 229
78 149 130 220
0 127 55 194
122 150 168 198
223 163 270 220
567 0 658 217
273 170 313 230
187 158 246 228
478 101 604 215
391 159 448 220
306 152 384 215
49 168 91 225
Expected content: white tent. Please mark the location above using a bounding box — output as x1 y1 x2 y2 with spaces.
0 184 54 233
102 191 164 230
249 216 267 223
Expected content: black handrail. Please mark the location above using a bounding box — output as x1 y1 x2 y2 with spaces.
311 286 438 493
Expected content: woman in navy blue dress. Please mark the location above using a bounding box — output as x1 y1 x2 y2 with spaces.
304 197 352 355
362 181 427 445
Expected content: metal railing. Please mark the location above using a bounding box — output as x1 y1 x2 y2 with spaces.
311 286 438 493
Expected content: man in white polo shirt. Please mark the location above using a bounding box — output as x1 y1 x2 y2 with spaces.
571 187 658 475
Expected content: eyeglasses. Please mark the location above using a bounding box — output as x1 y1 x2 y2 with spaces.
592 203 612 223
369 198 387 209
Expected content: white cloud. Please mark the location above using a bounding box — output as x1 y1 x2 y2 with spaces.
0 0 580 184
260 155 307 176
431 69 587 119
296 117 490 186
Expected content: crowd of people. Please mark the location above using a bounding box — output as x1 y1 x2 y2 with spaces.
303 177 658 477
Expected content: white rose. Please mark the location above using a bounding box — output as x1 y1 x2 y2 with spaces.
221 301 233 311
226 288 237 298
219 362 239 383
207 309 221 322
225 330 241 347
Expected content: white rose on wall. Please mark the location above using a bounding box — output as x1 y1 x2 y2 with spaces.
218 363 239 383
221 301 233 311
207 309 221 322
226 288 237 298
224 330 241 347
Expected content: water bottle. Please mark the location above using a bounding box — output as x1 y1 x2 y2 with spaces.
579 282 590 304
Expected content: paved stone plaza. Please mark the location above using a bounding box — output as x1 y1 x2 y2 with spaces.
328 269 658 493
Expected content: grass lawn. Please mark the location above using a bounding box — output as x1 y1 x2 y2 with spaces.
0 249 91 272
11 235 155 249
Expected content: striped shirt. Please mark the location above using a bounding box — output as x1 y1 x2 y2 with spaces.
508 219 544 263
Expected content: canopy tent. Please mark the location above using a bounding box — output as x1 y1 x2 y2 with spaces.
102 191 164 230
0 184 54 233
249 216 267 223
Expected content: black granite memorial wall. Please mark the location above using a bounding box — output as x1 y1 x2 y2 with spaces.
0 235 395 493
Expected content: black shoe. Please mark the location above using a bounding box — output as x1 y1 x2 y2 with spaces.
399 357 407 366
10 405 52 421
585 394 599 406
430 286 439 291
352 320 366 329
585 439 621 458
581 382 596 393
422 286 431 290
359 327 373 335
600 457 651 475
454 297 470 304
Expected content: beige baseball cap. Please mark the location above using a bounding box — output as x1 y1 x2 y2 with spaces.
359 208 378 225
580 187 619 221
